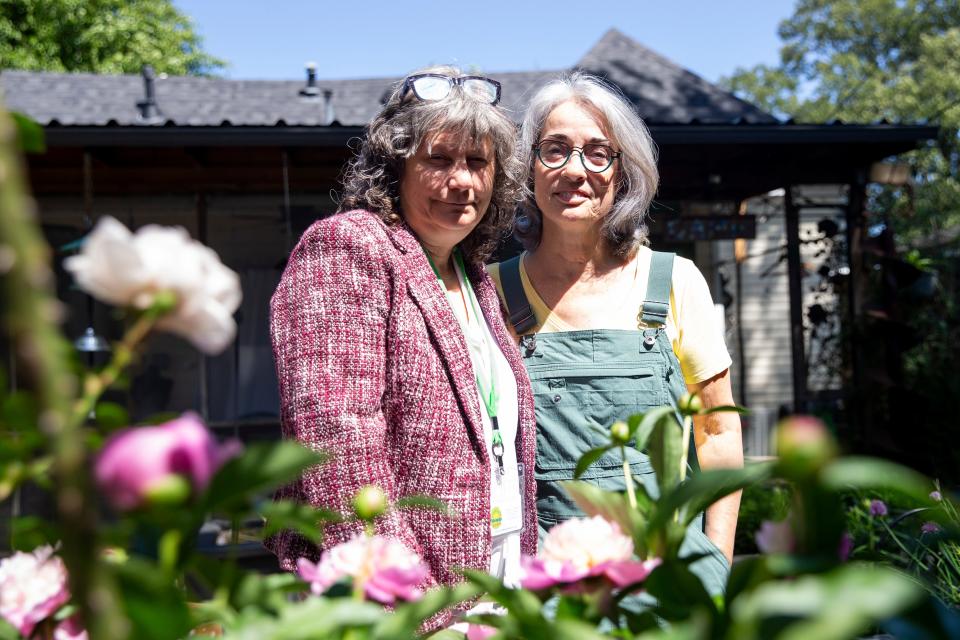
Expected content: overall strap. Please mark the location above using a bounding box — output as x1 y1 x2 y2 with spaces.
499 254 537 335
640 251 676 326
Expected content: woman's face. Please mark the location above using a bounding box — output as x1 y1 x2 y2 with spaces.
400 131 496 253
533 100 618 231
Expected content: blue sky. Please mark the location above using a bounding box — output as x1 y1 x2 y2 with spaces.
174 0 797 83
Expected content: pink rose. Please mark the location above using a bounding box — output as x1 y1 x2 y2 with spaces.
297 535 429 604
0 546 75 638
95 413 240 511
755 519 795 555
520 516 660 590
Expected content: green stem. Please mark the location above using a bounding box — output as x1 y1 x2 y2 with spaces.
158 529 182 575
71 310 160 426
0 106 128 638
621 445 637 509
679 415 692 482
879 518 930 571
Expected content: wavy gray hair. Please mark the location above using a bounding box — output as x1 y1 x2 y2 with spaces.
338 65 524 263
515 71 659 257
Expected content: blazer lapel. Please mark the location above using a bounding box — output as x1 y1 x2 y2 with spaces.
389 224 487 457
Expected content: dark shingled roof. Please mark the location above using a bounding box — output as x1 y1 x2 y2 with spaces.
0 29 777 127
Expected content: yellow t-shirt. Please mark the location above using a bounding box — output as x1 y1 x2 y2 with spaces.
489 246 732 386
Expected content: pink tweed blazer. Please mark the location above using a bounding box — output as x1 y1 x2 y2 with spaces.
267 209 537 588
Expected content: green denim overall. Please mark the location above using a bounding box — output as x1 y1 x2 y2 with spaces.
500 251 729 596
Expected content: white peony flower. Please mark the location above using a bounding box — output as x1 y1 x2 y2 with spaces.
541 515 634 573
64 217 241 354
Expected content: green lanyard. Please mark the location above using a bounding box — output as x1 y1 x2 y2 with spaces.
423 246 505 475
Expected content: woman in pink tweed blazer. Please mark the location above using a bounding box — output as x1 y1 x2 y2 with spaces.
268 67 537 597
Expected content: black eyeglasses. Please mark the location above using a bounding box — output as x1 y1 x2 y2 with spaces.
402 74 502 105
533 139 621 173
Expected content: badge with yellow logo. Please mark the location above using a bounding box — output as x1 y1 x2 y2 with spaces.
491 506 503 529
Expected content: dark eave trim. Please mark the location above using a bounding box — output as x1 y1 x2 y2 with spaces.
44 126 367 147
41 123 939 148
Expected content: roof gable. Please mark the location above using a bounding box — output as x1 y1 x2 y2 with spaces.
575 29 776 124
0 29 776 128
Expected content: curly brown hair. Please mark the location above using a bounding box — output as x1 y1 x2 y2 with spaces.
338 65 523 263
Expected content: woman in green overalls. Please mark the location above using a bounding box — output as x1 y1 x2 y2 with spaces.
490 72 743 595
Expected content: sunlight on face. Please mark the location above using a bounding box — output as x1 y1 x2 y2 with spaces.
400 131 496 253
533 100 619 230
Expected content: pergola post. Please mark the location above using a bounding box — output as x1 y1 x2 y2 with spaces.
784 185 808 413
844 171 868 440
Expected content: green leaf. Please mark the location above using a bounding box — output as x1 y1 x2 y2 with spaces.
649 463 775 534
724 555 775 611
111 557 192 640
729 564 925 640
235 596 385 639
394 494 449 514
644 559 717 621
373 582 482 639
231 571 304 614
93 401 130 431
425 630 467 640
462 570 544 623
11 515 59 550
203 441 327 511
259 499 341 544
648 411 683 498
574 445 614 479
560 480 647 541
551 619 612 640
630 406 676 453
820 457 937 507
0 618 19 640
11 112 45 153
1 391 39 433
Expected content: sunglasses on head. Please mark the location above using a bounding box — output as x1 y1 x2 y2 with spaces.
401 74 502 105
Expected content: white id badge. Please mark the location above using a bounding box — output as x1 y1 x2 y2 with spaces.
490 460 523 535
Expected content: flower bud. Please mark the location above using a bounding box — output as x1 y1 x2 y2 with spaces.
609 421 630 445
149 289 179 316
774 415 837 472
678 392 703 416
142 474 192 507
353 485 388 521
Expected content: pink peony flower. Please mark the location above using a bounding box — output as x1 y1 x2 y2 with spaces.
55 616 88 640
869 500 888 517
95 413 241 511
466 624 497 639
0 546 73 637
519 516 660 591
755 519 795 555
296 534 429 604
